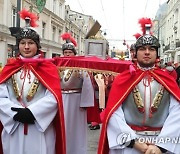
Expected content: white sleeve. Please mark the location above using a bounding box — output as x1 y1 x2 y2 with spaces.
107 106 137 149
156 95 180 153
80 72 94 107
0 83 20 134
28 89 58 132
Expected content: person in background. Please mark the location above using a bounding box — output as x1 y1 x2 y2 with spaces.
0 9 65 154
164 62 177 81
60 33 94 154
88 73 114 130
129 43 136 63
159 59 166 68
175 64 180 86
98 19 180 154
87 73 102 130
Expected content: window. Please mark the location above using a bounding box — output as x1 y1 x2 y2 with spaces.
77 36 79 44
52 26 56 41
59 3 62 17
168 57 171 62
58 29 62 43
53 0 56 13
165 57 168 63
12 7 17 27
175 9 178 22
7 44 14 58
65 27 69 32
42 22 46 38
178 55 180 62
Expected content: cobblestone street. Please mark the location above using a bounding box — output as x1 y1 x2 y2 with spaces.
87 125 101 154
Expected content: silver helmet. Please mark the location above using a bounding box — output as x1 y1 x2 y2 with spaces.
9 9 41 50
135 24 160 57
61 33 77 55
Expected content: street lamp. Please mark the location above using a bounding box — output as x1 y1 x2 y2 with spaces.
16 0 21 27
14 0 21 56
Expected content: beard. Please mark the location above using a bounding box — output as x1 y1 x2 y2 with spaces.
137 61 155 68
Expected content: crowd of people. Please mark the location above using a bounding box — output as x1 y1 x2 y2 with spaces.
0 9 179 154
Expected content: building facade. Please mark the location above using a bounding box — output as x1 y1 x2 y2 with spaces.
153 0 180 65
0 0 104 66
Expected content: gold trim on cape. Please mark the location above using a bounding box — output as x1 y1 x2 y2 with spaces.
11 74 40 102
11 75 21 101
26 78 40 102
151 85 164 112
58 66 119 76
132 87 144 113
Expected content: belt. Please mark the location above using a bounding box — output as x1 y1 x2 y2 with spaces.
61 89 81 94
135 130 160 136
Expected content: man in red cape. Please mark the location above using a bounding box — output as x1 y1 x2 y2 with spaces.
98 66 180 154
0 9 66 154
60 32 94 154
98 23 180 154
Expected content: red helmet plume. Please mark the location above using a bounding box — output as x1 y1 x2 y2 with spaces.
61 33 77 47
133 33 142 40
138 17 153 35
19 8 39 27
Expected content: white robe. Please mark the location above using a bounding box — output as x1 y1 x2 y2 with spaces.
107 95 180 154
62 72 94 154
0 70 58 154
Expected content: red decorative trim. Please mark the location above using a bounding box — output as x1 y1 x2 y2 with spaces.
129 124 162 131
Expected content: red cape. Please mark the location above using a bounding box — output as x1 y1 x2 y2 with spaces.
54 56 132 74
0 58 66 154
98 66 180 154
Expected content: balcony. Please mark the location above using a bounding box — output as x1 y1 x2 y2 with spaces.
163 44 170 52
176 41 180 48
170 43 176 50
163 43 176 54
0 24 10 35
